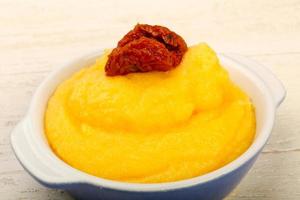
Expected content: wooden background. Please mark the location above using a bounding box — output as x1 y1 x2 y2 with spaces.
0 0 299 199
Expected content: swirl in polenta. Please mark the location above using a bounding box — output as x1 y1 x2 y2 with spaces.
45 43 255 183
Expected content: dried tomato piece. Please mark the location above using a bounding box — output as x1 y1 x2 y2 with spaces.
105 24 187 76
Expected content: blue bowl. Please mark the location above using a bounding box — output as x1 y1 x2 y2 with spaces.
11 52 285 200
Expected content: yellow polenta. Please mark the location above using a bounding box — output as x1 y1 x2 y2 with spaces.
45 44 255 183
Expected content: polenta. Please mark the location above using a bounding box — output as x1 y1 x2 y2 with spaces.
45 44 255 183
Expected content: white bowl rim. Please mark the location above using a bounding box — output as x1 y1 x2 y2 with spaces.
15 50 284 192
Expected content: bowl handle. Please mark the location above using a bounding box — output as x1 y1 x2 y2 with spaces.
10 120 70 186
225 54 286 108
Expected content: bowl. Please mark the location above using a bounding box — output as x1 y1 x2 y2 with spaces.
10 51 285 200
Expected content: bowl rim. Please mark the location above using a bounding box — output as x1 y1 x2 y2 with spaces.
22 50 276 192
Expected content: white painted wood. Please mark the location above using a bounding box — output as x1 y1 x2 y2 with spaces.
0 0 299 199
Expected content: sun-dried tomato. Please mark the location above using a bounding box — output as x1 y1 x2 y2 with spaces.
105 24 187 76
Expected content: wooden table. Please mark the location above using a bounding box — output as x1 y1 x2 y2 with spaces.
1 0 299 199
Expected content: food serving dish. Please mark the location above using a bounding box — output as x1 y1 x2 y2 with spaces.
11 51 285 200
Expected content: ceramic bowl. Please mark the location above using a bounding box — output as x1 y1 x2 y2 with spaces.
11 51 285 200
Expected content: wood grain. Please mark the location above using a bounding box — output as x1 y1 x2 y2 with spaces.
0 0 299 199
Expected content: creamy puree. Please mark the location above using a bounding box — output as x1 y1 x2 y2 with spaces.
45 44 255 183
